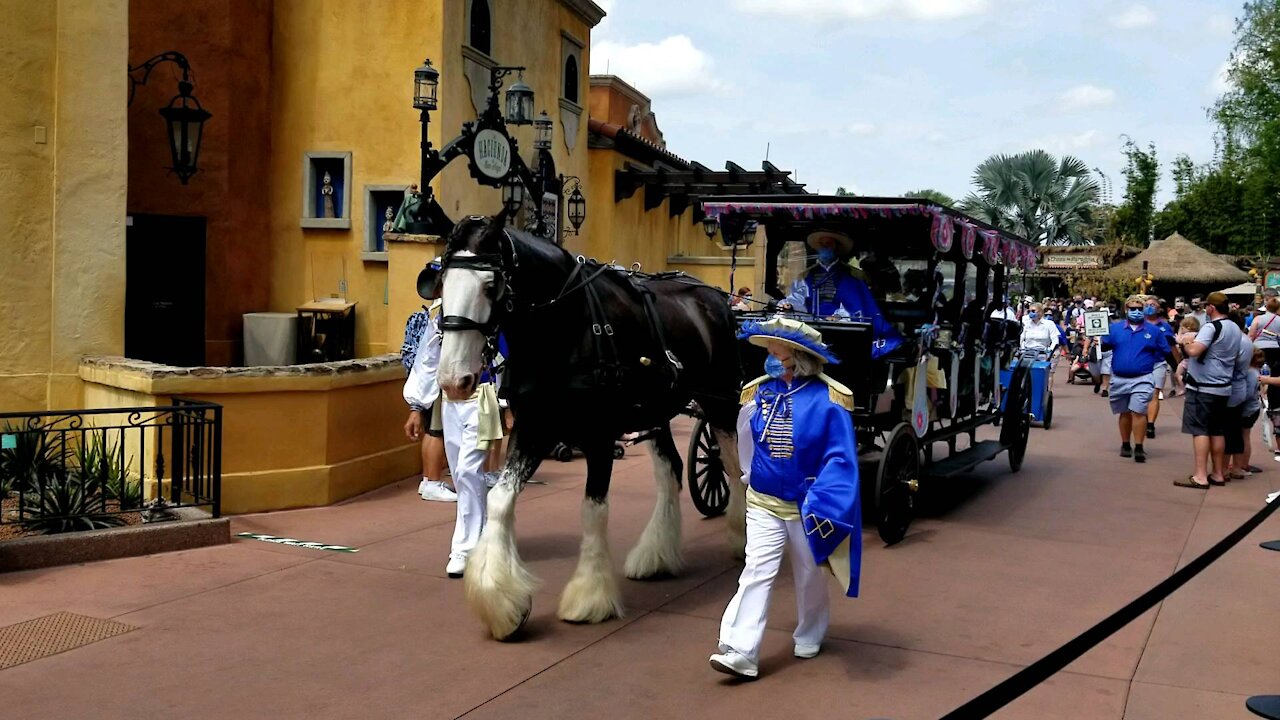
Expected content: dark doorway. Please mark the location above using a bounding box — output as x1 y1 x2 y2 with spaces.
126 214 206 366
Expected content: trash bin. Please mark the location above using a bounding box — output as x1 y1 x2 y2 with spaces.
243 312 298 366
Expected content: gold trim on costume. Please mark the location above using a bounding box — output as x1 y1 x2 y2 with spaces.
746 487 801 520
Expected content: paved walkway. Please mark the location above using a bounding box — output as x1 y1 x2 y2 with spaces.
3 380 1279 719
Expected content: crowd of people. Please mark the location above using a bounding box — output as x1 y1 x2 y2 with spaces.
1005 287 1280 488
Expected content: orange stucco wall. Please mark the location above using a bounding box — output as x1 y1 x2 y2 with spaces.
128 0 274 366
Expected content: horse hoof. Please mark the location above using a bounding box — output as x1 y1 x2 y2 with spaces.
496 604 532 642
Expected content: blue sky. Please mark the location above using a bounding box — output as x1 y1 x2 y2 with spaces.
589 0 1239 206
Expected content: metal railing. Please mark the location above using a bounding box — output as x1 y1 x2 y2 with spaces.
0 399 222 532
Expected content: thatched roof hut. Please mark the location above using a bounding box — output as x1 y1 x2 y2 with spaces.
1106 233 1249 294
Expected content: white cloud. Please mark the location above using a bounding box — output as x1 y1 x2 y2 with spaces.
733 0 993 22
926 131 948 144
1058 84 1116 111
590 35 731 97
847 122 877 136
1211 60 1233 95
1109 4 1156 29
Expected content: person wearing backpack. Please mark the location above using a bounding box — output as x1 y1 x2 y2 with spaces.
402 257 456 503
1175 292 1244 489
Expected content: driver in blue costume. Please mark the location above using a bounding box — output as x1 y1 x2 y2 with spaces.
779 230 902 360
710 318 862 680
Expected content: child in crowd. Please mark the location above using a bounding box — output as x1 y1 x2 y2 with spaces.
1170 316 1201 397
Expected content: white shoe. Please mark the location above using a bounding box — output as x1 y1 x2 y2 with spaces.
416 478 430 496
421 482 458 503
709 650 758 679
446 554 466 578
794 642 821 659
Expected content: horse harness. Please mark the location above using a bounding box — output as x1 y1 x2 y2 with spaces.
439 224 685 389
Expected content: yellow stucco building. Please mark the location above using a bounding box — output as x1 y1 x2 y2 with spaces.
0 0 798 513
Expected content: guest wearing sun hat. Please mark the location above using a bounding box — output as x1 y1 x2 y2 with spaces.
710 317 861 680
778 229 902 359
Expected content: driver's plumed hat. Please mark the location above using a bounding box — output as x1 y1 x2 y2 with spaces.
805 230 855 258
416 256 443 300
739 317 840 365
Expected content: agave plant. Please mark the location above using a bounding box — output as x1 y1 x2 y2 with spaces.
21 466 125 535
74 431 141 509
0 425 64 496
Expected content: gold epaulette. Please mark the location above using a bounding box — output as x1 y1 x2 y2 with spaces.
818 373 855 412
740 375 770 405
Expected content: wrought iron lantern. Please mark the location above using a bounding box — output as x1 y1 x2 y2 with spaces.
566 181 587 234
158 80 212 184
533 111 553 150
501 173 526 215
413 59 440 111
701 215 720 240
740 220 758 247
504 75 535 125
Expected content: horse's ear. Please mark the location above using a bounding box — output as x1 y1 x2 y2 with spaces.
489 208 511 234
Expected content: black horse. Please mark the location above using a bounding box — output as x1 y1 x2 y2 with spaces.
436 215 745 640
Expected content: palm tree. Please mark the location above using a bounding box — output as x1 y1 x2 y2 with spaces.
959 150 1100 246
903 188 956 207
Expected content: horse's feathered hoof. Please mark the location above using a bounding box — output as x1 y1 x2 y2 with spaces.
557 569 624 624
495 604 532 642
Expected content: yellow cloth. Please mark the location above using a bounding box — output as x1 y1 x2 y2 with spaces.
475 382 503 450
746 487 801 520
899 355 947 404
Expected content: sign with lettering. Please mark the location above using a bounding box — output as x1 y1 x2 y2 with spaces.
541 192 559 241
1084 310 1110 338
472 128 512 180
1043 254 1101 270
236 532 359 553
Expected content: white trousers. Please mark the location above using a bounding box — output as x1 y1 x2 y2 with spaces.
442 398 488 558
718 506 831 663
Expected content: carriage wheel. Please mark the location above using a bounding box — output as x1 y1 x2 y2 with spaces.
1042 393 1054 430
553 443 574 462
687 418 729 518
1002 368 1033 472
612 444 626 460
875 423 918 546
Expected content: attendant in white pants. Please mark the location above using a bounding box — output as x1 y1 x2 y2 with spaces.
404 289 504 578
711 318 863 680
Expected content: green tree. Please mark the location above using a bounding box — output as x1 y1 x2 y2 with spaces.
902 188 955 207
1111 138 1159 246
834 186 856 196
958 149 1100 246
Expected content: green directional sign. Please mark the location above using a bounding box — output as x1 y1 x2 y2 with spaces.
1 434 15 450
236 532 359 553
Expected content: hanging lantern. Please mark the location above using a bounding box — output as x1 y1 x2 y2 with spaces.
504 75 535 125
533 110 553 150
702 215 720 240
566 182 587 234
501 173 526 215
158 80 212 184
413 59 440 111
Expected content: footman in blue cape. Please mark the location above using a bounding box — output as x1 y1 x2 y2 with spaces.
709 317 862 680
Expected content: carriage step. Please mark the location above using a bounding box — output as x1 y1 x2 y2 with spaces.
925 441 1004 479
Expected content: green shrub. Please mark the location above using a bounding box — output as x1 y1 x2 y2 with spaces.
0 426 63 496
75 431 141 509
21 466 125 535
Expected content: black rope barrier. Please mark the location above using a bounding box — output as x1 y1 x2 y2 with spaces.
938 494 1280 720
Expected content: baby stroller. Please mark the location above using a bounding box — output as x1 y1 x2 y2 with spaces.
1066 334 1094 384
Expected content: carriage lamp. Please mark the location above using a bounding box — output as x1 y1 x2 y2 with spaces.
566 178 587 234
158 80 212 184
128 51 212 185
739 220 758 247
533 111 553 150
702 215 720 241
413 59 440 111
504 74 535 125
501 173 526 215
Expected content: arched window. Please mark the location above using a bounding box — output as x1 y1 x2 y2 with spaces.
563 54 579 103
469 0 491 56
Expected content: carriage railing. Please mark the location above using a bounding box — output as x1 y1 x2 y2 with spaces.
0 399 222 528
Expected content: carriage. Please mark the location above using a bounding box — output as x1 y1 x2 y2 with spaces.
685 196 1042 545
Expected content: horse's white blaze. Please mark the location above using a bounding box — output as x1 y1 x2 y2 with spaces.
712 427 747 561
464 483 538 640
558 499 624 623
624 441 683 579
439 250 493 400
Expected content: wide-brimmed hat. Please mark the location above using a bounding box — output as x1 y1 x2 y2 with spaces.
416 256 443 299
739 317 840 365
806 230 855 258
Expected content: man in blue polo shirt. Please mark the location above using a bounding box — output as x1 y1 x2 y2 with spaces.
1102 295 1172 463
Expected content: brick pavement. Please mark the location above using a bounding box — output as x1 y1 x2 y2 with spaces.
2 380 1278 719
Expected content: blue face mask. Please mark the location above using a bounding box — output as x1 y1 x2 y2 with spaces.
1028 311 1039 321
816 247 838 265
1144 305 1158 317
1127 309 1145 323
765 355 787 379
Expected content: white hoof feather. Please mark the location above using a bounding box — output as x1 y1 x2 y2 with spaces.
464 487 538 640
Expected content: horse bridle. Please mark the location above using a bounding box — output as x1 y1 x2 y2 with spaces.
438 219 519 362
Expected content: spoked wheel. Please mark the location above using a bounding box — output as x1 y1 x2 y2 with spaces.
687 418 729 517
875 423 919 546
1002 366 1033 472
1042 393 1054 430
